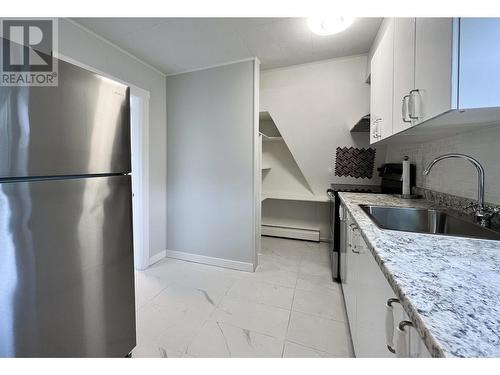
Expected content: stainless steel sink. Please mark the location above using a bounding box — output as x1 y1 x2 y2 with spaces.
359 205 500 241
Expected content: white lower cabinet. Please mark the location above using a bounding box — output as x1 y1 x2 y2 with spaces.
355 229 403 357
342 205 431 357
343 214 358 344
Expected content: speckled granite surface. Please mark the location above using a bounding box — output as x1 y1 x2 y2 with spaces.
338 192 500 358
413 187 500 230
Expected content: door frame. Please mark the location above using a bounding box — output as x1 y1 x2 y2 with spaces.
129 90 150 271
54 52 151 270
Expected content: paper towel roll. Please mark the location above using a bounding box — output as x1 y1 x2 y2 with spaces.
402 156 410 196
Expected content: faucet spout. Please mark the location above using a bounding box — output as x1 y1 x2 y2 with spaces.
423 153 487 225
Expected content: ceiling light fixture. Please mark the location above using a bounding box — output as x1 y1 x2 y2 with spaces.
307 17 354 36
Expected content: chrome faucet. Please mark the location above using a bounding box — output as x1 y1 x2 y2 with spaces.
423 153 499 228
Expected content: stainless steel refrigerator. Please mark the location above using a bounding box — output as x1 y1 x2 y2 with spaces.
0 59 136 357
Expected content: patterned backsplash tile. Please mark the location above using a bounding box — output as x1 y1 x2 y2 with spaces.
335 147 376 179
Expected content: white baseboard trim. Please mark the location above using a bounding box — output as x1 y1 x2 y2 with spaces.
149 250 166 266
165 249 255 272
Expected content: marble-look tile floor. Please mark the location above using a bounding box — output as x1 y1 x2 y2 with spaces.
132 236 353 358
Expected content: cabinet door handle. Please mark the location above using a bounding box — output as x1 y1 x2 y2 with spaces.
396 320 414 358
402 95 411 123
372 119 378 139
385 298 400 354
349 223 360 253
409 89 420 120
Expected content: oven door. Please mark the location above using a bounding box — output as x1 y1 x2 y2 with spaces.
339 202 347 284
327 190 338 281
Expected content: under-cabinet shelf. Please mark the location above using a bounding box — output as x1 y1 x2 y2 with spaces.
261 193 329 203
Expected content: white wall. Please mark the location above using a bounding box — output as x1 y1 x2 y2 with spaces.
166 60 258 269
385 125 500 204
262 140 313 197
260 55 385 242
58 19 167 259
262 200 330 240
260 55 387 197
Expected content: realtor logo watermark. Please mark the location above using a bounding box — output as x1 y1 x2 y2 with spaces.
0 18 58 86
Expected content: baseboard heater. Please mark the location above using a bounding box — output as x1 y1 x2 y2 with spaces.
261 224 320 242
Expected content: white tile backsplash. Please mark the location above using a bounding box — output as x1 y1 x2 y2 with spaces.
385 124 500 204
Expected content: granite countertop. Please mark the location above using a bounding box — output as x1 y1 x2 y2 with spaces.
338 192 500 358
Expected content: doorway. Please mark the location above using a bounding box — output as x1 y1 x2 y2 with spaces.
130 90 150 270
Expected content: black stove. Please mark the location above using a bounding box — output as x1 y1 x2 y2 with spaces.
326 163 415 282
329 183 382 194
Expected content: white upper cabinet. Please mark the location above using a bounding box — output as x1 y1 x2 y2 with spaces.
371 18 500 144
413 18 456 124
392 18 416 133
370 20 394 144
459 18 500 109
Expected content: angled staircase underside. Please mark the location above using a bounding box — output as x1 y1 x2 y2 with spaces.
260 111 316 200
259 111 329 242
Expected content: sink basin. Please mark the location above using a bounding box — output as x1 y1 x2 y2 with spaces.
359 205 500 241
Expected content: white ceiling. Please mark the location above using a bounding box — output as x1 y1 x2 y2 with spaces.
73 18 382 75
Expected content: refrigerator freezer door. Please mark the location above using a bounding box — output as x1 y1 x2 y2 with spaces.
0 175 135 357
0 59 130 178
